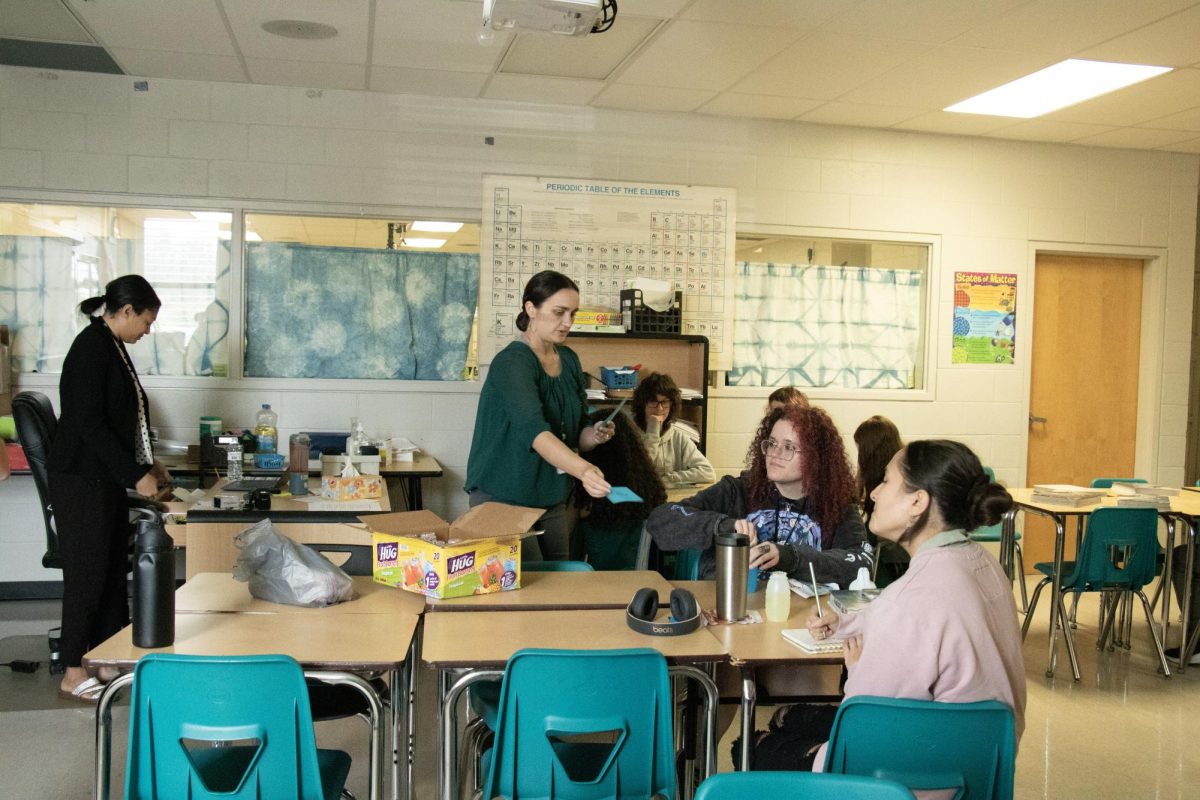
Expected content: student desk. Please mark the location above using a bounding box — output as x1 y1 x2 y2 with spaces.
1004 488 1199 678
174 571 426 616
675 580 841 772
666 481 715 504
176 477 389 579
423 569 674 611
422 607 725 800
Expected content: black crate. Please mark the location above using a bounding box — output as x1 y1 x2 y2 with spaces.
620 289 682 334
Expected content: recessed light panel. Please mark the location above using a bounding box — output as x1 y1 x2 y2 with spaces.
945 59 1172 118
411 221 464 233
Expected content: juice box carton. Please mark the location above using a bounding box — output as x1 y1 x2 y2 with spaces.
364 502 543 599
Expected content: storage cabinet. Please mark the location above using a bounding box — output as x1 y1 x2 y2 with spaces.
568 332 710 452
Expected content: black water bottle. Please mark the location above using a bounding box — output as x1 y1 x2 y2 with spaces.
132 516 175 648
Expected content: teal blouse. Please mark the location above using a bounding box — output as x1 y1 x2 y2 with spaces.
465 341 588 509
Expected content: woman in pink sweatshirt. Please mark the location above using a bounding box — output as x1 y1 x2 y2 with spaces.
808 439 1026 782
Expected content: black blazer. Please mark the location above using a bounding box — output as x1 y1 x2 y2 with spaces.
47 317 152 489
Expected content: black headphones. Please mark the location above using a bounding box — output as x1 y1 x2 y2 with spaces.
626 587 701 636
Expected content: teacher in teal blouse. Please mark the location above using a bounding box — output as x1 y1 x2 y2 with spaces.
466 270 614 561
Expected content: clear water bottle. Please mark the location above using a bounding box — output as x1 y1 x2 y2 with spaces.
255 403 278 454
226 441 243 481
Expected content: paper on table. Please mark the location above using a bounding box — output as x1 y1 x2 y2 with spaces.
607 486 643 504
290 496 382 512
788 577 837 598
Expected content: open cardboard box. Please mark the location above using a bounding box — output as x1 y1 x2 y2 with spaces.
364 502 543 599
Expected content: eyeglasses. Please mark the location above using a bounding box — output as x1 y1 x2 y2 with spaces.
646 399 672 409
759 438 799 461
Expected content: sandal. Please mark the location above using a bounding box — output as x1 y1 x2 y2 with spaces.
58 676 104 704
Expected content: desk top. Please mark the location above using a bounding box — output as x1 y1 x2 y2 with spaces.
1009 487 1200 517
176 572 426 616
184 476 390 523
424 570 674 612
160 452 443 478
674 580 842 666
84 611 419 672
665 482 715 504
421 609 728 668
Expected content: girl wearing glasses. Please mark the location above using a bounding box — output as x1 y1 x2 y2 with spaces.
646 405 870 587
632 372 715 487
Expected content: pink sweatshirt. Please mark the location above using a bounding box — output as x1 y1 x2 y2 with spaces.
816 533 1027 789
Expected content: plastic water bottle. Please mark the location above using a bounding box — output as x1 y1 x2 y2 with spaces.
132 516 175 648
765 571 791 622
255 404 278 454
226 441 243 481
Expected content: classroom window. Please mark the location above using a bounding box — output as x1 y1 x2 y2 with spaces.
242 213 481 380
727 234 928 390
0 202 230 376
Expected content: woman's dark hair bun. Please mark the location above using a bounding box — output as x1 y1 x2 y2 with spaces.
968 480 1013 530
899 440 1012 534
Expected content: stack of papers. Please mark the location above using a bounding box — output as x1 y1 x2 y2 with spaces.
788 578 836 598
586 388 607 400
1030 484 1107 506
679 387 703 400
1109 482 1179 497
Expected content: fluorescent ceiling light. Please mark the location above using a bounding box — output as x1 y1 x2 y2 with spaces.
245 231 263 242
191 211 231 221
945 59 1172 118
402 238 446 248
411 221 464 233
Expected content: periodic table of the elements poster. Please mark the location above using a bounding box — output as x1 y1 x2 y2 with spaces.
480 175 736 369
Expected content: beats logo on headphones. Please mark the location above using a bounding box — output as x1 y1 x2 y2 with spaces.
626 587 701 636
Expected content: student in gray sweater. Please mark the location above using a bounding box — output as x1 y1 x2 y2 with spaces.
633 372 716 487
646 405 871 587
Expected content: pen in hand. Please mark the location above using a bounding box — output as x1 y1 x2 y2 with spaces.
810 562 823 620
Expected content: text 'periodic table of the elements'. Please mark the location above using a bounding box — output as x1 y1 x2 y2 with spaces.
480 175 736 369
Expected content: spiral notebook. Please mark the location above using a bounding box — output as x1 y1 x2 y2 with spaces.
781 628 844 654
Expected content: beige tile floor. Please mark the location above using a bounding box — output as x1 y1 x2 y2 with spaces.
3 577 1200 798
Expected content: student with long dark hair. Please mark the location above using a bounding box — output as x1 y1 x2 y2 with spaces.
632 371 714 487
466 270 614 561
808 440 1026 774
575 408 666 569
854 415 907 585
48 275 170 702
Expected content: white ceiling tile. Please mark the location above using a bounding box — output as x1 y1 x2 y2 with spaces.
1075 5 1200 67
482 73 603 105
223 0 369 63
371 37 508 72
372 0 512 70
681 0 838 28
592 83 715 113
1044 68 1200 126
617 0 688 17
1072 127 1200 150
985 119 1119 143
500 16 662 80
839 45 1048 109
110 48 247 83
1143 105 1200 132
894 111 1014 136
948 0 1196 55
65 0 236 55
246 58 367 92
799 102 923 128
615 19 801 90
1 0 93 42
369 66 487 98
733 32 926 100
697 93 821 120
823 0 1029 44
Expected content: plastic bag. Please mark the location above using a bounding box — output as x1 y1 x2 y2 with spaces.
232 518 355 607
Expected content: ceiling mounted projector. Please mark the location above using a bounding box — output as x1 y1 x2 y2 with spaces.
482 0 607 37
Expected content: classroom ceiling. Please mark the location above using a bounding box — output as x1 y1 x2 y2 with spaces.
3 0 1200 154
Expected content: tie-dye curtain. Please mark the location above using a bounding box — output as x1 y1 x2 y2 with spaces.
243 242 479 380
728 262 923 389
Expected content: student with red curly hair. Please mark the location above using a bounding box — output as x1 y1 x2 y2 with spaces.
647 405 870 587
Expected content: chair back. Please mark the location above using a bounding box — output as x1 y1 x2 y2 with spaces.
1065 507 1160 592
525 560 595 572
483 648 675 800
673 549 701 580
695 771 913 800
824 695 1015 800
303 543 373 576
1089 477 1145 489
11 391 60 569
124 653 341 800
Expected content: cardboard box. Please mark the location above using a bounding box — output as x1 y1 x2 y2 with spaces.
365 503 543 599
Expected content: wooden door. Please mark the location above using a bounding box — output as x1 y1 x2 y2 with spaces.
1024 254 1143 567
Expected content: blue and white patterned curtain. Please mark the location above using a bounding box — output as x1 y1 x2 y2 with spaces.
728 262 923 389
243 242 479 380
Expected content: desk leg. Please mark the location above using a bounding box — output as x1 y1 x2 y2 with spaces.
94 673 134 800
738 667 756 771
440 669 504 800
411 476 423 511
1161 519 1176 646
1047 515 1068 679
1179 517 1197 672
1000 508 1016 580
405 621 422 800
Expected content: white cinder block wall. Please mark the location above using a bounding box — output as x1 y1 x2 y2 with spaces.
1 65 1196 582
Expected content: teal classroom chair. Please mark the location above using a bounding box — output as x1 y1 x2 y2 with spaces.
695 771 913 800
823 695 1015 800
970 467 1027 611
124 653 351 800
482 648 676 800
523 560 595 572
1021 506 1170 679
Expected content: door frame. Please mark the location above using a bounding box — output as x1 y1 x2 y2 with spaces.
1020 242 1168 485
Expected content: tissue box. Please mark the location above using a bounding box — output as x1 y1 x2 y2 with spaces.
321 474 383 500
366 503 543 599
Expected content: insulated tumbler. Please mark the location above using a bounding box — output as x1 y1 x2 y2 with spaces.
132 516 175 649
714 531 750 621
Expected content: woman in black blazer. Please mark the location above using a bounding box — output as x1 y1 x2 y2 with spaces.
48 275 170 701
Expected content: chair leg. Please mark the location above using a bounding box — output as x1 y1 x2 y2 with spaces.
1056 592 1082 681
1021 578 1051 640
1069 591 1080 628
1098 591 1120 651
1135 590 1172 678
1014 543 1028 613
1122 591 1134 650
460 716 491 800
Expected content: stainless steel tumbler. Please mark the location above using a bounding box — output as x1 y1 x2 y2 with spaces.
715 531 750 621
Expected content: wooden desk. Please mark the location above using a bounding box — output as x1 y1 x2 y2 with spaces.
666 481 714 504
176 571 427 616
422 608 725 800
676 580 840 772
424 569 673 612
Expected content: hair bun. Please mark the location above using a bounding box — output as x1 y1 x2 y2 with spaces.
969 479 1013 529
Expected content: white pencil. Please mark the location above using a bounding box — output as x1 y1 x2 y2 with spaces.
810 562 823 620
